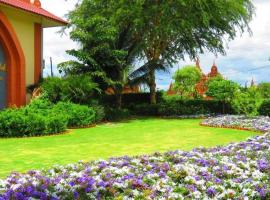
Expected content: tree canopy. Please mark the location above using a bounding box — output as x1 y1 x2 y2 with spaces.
61 0 255 105
257 82 270 99
173 65 202 99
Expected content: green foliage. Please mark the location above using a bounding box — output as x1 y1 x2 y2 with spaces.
53 102 96 128
0 98 97 137
60 0 138 108
125 0 254 103
258 100 270 116
41 75 99 104
232 87 263 116
0 108 67 138
127 99 232 117
257 82 270 99
91 105 105 123
206 79 239 102
173 66 202 98
130 104 159 116
62 0 254 105
105 108 130 122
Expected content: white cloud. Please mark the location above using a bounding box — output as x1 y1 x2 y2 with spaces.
41 0 270 87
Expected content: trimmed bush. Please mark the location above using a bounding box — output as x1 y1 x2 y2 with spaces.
0 98 97 137
127 100 232 117
0 109 66 137
53 102 96 127
46 114 68 134
259 100 270 116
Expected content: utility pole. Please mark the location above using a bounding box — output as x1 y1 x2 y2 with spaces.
50 57 54 77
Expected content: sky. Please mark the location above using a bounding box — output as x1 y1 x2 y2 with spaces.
42 0 270 90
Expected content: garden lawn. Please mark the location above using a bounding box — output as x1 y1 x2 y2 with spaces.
0 118 258 178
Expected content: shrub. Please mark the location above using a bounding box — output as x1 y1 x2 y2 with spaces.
92 105 105 122
53 102 96 127
129 103 159 116
105 108 130 121
232 87 263 116
41 75 99 104
46 114 68 134
0 98 97 137
0 109 57 137
100 92 163 106
259 100 270 116
40 77 64 103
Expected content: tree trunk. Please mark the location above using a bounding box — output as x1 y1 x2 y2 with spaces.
222 101 225 114
115 89 122 109
149 69 156 104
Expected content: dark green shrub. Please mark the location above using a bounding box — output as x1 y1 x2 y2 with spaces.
0 109 29 137
100 92 163 106
0 109 48 137
92 105 105 122
53 102 96 127
24 97 53 116
105 108 130 121
46 114 68 134
130 103 159 116
41 75 99 104
40 77 64 103
259 100 270 116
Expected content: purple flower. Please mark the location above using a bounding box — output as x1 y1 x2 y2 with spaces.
206 187 217 197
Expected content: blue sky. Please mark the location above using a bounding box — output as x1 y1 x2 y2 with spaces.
42 0 270 90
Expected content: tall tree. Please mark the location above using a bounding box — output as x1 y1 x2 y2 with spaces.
59 0 138 108
123 0 254 104
62 0 254 105
173 65 202 99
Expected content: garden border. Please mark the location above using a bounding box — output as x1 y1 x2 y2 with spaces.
199 123 264 133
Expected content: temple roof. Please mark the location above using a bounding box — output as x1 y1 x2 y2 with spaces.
0 0 68 27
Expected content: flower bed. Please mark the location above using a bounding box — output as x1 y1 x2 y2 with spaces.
0 120 270 199
201 115 270 132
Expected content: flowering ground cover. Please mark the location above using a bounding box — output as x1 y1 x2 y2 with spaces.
0 130 268 199
0 119 256 179
0 117 261 199
202 115 270 132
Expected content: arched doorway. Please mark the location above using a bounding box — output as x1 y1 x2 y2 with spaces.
0 11 26 109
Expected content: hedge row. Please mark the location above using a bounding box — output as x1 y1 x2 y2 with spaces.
127 100 232 116
0 98 97 138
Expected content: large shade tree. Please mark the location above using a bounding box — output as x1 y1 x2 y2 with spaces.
123 0 254 104
62 0 254 105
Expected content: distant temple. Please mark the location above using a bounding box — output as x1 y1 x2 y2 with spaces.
167 58 221 98
105 85 140 95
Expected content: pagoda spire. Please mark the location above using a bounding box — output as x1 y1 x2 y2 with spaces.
251 77 255 87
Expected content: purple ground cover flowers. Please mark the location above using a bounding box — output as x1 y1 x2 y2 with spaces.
1 116 270 199
202 115 270 132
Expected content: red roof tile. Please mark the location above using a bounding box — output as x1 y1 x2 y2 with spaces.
0 0 68 26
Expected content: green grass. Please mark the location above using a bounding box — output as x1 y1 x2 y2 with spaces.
0 118 258 178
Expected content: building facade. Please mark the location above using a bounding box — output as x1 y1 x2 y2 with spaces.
0 0 67 109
